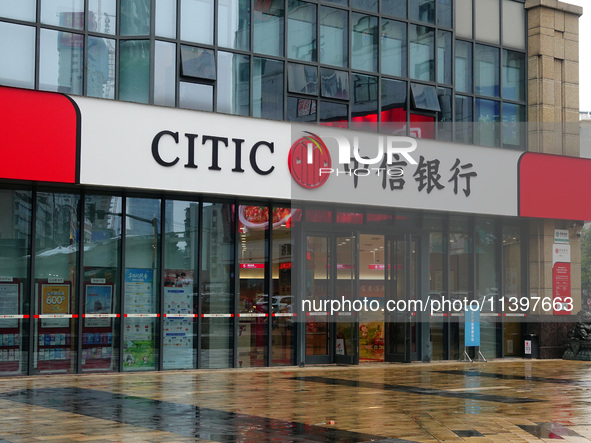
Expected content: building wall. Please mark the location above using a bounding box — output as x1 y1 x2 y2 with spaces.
526 0 583 358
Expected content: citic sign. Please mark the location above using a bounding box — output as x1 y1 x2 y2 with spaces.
288 132 332 189
151 130 275 175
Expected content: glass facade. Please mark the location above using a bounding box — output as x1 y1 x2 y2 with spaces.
0 189 528 375
0 0 527 148
0 0 535 375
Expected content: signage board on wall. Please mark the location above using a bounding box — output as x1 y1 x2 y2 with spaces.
554 229 569 243
552 244 572 316
3 85 591 221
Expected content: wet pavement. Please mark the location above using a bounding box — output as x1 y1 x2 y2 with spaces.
1 360 591 441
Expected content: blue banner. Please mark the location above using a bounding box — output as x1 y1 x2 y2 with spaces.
465 306 480 347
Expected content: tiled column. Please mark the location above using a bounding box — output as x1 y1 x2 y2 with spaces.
525 0 582 358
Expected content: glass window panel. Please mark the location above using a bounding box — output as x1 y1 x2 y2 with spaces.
288 63 318 95
288 1 316 62
352 0 378 12
366 212 393 225
163 199 199 370
502 0 525 50
396 210 420 227
253 58 284 120
381 19 406 77
382 0 406 18
0 190 31 376
287 97 317 122
437 30 452 85
272 206 296 366
253 0 284 57
34 192 80 374
437 0 452 27
437 87 452 141
39 29 83 95
0 22 35 89
120 0 150 35
325 0 348 5
179 82 213 111
455 40 472 93
455 95 473 144
336 211 363 224
218 0 250 51
155 0 176 38
123 197 161 371
305 235 330 357
304 207 333 222
321 68 349 99
88 0 116 34
475 44 499 97
352 13 378 72
410 113 434 139
409 25 434 82
154 41 176 106
476 219 499 358
425 215 445 360
41 0 84 29
201 202 234 369
319 101 348 127
455 0 472 39
320 6 348 67
449 216 471 360
411 83 440 112
119 40 150 104
237 204 269 368
0 0 36 21
82 195 122 373
503 50 525 102
181 0 214 44
351 73 378 131
503 224 522 356
381 78 407 135
217 52 250 116
181 46 216 80
502 103 525 149
410 0 434 24
475 0 499 44
475 98 500 147
88 36 116 99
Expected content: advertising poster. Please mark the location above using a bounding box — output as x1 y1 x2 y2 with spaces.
552 244 572 315
41 284 70 328
163 269 195 368
123 269 155 369
85 284 113 327
0 282 21 372
0 283 19 328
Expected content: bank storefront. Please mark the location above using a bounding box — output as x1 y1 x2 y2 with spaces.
0 85 587 375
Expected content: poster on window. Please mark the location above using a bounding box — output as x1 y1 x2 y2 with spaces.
123 269 155 369
0 283 20 328
84 284 113 327
41 284 71 328
163 269 195 369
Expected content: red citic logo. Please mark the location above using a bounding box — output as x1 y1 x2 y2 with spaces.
288 132 331 189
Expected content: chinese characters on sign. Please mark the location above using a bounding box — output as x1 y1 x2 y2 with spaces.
345 154 478 196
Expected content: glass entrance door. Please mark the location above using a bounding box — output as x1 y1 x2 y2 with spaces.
304 232 357 364
385 235 419 363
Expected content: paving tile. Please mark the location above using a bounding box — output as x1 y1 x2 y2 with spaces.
0 360 590 441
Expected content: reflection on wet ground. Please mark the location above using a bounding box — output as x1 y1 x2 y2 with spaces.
1 360 591 441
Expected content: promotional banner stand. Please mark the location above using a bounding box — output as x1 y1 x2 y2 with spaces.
461 306 487 362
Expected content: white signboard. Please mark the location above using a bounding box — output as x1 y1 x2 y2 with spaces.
552 244 571 265
554 229 569 243
75 96 521 217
